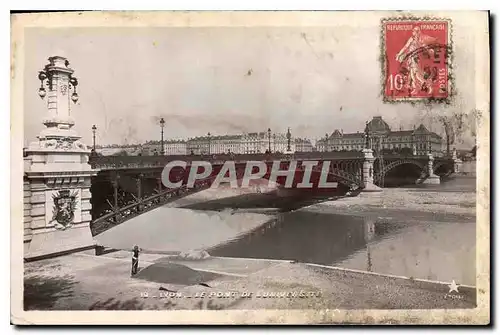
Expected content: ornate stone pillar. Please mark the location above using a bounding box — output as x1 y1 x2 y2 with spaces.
452 148 463 173
422 153 440 184
24 56 99 260
361 148 382 192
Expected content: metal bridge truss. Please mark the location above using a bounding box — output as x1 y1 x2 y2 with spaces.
90 176 217 236
374 159 427 185
90 160 364 236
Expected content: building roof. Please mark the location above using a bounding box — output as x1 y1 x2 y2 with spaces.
366 116 391 133
331 129 342 137
414 124 432 133
188 134 242 141
412 124 443 139
164 139 186 143
322 117 443 141
342 133 364 138
294 138 313 143
389 130 414 136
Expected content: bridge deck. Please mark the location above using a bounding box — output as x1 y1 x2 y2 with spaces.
89 152 451 170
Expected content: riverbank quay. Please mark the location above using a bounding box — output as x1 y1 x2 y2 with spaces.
299 180 476 222
24 250 475 311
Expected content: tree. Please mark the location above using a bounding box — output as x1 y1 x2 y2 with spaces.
437 115 456 155
416 94 479 154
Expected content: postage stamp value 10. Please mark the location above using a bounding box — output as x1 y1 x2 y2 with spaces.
382 18 452 102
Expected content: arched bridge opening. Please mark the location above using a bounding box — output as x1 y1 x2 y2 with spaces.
374 160 427 187
433 161 454 177
90 159 364 236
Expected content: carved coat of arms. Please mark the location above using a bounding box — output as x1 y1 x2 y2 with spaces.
50 189 79 230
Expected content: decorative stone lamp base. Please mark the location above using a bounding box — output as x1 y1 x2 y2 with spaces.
362 183 383 192
422 174 441 185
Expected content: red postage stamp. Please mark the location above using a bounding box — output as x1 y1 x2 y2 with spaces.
382 18 452 102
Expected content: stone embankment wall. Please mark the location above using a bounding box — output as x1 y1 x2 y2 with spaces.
461 161 476 176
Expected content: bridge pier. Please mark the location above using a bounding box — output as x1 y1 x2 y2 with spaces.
362 149 382 192
452 148 463 174
421 153 440 185
24 56 98 260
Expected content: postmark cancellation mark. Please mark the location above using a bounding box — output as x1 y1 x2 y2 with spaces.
382 18 452 102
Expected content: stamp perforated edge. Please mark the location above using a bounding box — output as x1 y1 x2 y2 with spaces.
380 16 454 105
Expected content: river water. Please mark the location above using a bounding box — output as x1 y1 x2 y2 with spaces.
99 176 476 287
207 176 477 286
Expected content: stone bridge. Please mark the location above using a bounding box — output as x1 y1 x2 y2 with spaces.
88 151 455 236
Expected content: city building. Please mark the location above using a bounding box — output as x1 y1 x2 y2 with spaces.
164 139 187 155
316 116 445 156
273 132 294 153
211 135 243 154
240 130 300 154
294 138 314 152
186 135 209 155
186 134 242 155
327 129 365 152
95 144 142 156
241 132 267 154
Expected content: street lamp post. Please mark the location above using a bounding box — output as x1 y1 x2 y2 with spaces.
325 133 329 152
273 133 276 152
159 118 165 155
38 62 79 103
207 132 211 155
411 125 416 155
286 127 291 152
364 121 370 150
428 134 431 155
91 124 97 150
268 128 272 153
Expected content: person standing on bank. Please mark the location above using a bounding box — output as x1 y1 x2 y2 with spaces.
131 245 141 276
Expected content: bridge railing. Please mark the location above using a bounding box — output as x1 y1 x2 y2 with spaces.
89 151 365 169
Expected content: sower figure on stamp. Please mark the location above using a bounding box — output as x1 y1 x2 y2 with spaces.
131 245 141 276
395 26 438 95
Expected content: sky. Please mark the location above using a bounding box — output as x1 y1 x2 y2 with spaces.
22 18 481 148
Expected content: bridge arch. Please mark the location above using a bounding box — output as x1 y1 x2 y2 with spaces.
91 163 364 236
90 176 217 236
432 160 454 176
309 165 362 189
374 159 426 184
432 161 447 172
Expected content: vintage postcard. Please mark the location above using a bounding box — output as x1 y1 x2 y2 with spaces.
11 11 490 325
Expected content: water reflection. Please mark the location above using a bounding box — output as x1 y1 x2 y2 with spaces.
206 176 475 285
208 210 475 286
208 213 402 266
